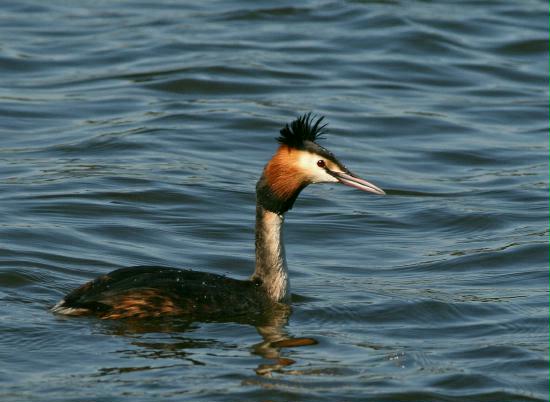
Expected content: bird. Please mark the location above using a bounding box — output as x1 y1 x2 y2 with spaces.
51 113 385 320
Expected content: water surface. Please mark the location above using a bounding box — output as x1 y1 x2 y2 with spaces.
0 1 548 401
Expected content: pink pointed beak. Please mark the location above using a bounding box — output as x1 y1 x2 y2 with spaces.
331 171 385 195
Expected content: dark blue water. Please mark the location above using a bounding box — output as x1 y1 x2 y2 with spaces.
0 1 548 401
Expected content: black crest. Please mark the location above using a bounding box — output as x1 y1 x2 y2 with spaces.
277 113 327 148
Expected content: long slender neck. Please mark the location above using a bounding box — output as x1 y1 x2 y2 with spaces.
252 149 307 303
251 205 290 303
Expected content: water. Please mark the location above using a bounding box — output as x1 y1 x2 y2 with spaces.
0 0 548 401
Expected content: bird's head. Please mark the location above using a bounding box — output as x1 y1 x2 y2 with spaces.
257 113 385 214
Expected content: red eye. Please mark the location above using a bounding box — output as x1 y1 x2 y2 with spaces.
317 160 326 168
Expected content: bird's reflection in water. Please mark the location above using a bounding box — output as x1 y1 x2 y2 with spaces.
252 304 317 376
98 304 317 376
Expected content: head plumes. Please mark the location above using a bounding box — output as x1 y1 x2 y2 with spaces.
257 113 385 214
277 113 327 148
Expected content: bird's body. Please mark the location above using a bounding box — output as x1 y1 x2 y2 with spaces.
53 266 270 319
52 114 384 320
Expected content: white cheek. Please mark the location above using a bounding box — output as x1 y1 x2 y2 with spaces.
297 153 339 184
311 167 338 183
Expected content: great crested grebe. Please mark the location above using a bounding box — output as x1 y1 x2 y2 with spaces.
52 114 385 320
